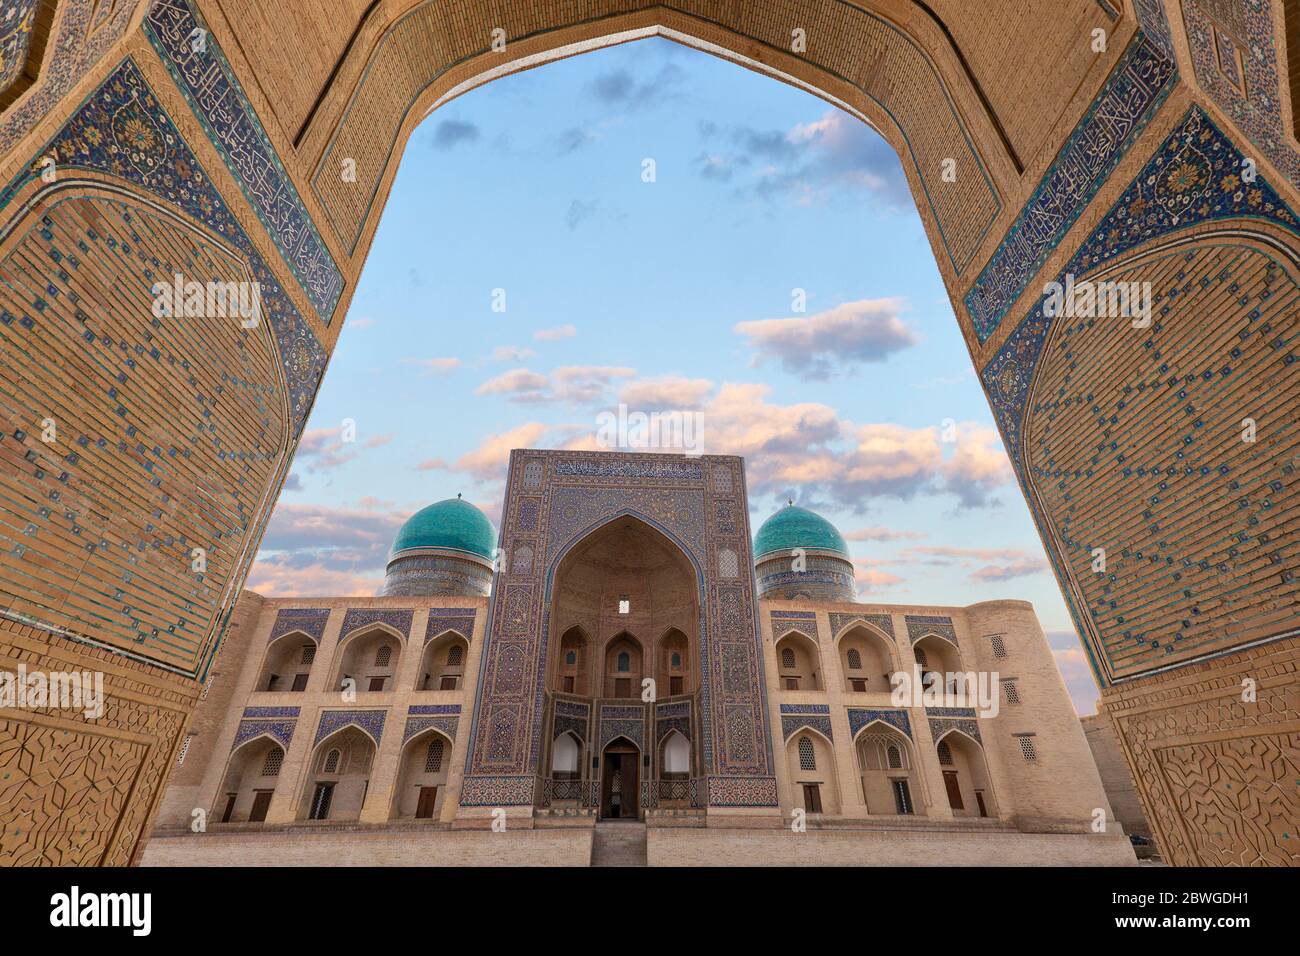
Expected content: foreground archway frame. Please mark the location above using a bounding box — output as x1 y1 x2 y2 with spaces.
0 0 1296 863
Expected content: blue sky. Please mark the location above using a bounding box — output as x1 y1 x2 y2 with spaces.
249 38 1099 713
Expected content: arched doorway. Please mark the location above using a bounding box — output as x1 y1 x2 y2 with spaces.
935 730 998 819
600 737 641 820
214 736 284 825
297 726 377 823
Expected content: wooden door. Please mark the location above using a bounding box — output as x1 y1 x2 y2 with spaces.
601 744 640 819
416 786 438 819
943 770 964 810
801 783 822 813
249 789 273 822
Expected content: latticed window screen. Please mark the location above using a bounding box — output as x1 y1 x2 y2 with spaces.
846 649 862 670
1018 736 1038 761
323 749 341 774
887 745 902 770
301 644 316 665
1002 679 1021 704
447 645 463 667
671 651 681 669
914 648 929 668
262 748 283 776
375 645 392 667
781 647 796 669
617 651 630 672
989 634 1008 659
176 734 193 766
798 736 816 771
937 740 953 765
425 738 444 773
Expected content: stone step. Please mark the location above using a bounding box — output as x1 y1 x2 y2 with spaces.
590 821 648 867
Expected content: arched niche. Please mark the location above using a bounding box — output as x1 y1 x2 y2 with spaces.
417 629 469 691
785 728 840 816
214 735 284 825
257 631 317 693
297 725 377 822
390 728 454 820
854 722 924 817
333 625 403 693
837 624 897 694
935 728 998 819
775 630 824 691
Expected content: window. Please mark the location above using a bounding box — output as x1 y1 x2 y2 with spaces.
937 740 953 765
323 749 341 774
375 645 392 667
447 645 463 667
618 596 630 614
301 644 316 665
1018 735 1038 761
291 673 309 692
265 674 280 692
670 651 681 669
914 648 928 668
262 749 283 776
893 779 913 814
850 678 867 693
565 650 577 666
846 648 862 670
989 634 1007 659
780 647 796 669
615 677 632 698
798 735 816 771
424 738 444 773
616 651 630 672
439 675 459 690
887 744 902 770
563 675 575 693
1002 679 1021 704
176 734 193 766
782 677 800 690
309 782 334 820
368 676 386 692
669 676 683 695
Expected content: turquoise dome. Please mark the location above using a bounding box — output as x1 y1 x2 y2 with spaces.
753 504 848 559
391 497 496 560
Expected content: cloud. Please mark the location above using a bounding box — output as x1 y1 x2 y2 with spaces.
588 63 684 110
348 316 376 331
451 422 553 482
734 298 918 380
566 199 600 230
969 557 1051 582
475 368 552 402
491 345 536 362
282 472 302 492
476 366 634 406
557 126 599 155
843 526 926 542
618 375 715 410
401 357 461 376
697 109 910 208
247 558 384 597
534 324 576 341
431 119 480 150
854 562 905 593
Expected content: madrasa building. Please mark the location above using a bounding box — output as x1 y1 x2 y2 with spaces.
145 449 1133 866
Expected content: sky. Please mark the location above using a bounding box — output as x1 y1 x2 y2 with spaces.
247 38 1100 714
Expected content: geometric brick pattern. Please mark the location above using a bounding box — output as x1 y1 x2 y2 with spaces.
1103 635 1300 865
